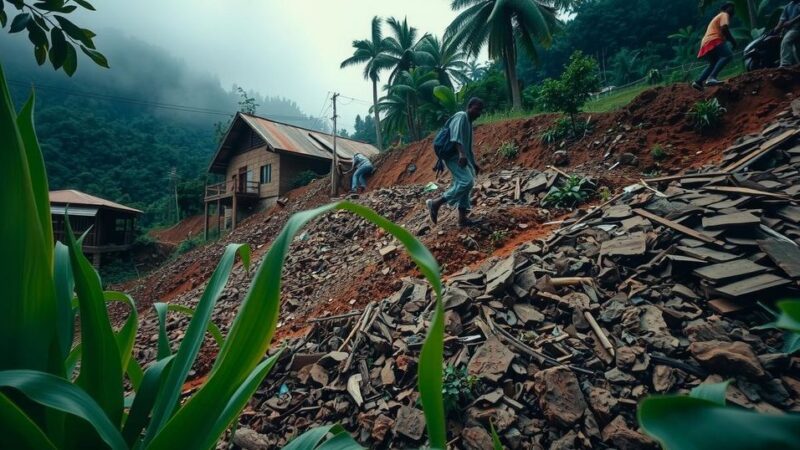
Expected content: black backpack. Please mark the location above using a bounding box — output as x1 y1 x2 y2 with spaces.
433 118 457 174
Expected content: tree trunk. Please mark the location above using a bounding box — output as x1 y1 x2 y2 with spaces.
371 79 383 150
503 46 522 110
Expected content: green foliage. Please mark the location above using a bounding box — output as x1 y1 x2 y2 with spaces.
459 66 510 114
292 170 320 189
442 365 478 417
496 141 519 160
432 85 460 122
543 175 594 208
489 230 509 249
539 51 601 132
350 114 378 145
214 87 259 143
0 0 106 76
541 116 591 144
176 235 204 255
1 62 451 448
650 144 668 161
638 381 800 449
688 97 727 131
598 186 611 202
756 300 800 354
646 68 663 85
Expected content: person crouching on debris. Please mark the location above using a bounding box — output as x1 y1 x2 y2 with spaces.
427 97 485 227
692 2 737 90
777 0 800 67
347 152 374 194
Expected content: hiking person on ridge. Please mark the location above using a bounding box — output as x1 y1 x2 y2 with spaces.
346 152 374 194
777 0 800 67
692 2 737 90
427 97 485 227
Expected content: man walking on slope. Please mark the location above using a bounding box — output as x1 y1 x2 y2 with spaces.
777 0 800 67
692 2 737 90
427 97 484 227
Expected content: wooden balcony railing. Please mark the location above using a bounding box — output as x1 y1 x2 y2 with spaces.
205 180 260 199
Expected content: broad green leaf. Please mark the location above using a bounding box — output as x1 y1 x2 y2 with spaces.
783 331 800 354
80 45 108 68
0 392 57 450
34 44 47 65
0 64 57 373
72 0 95 10
63 42 77 76
54 242 75 364
490 420 503 450
144 244 250 443
689 381 729 406
150 201 442 450
638 396 800 450
201 350 284 450
0 370 127 450
63 217 123 426
122 356 174 447
49 27 67 69
316 432 365 450
9 12 30 32
0 10 7 27
127 359 144 392
283 424 353 450
166 304 225 348
53 15 90 46
153 303 171 360
103 292 138 381
773 300 800 333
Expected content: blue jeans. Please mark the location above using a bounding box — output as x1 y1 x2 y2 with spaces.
351 164 373 191
696 43 733 84
442 158 475 210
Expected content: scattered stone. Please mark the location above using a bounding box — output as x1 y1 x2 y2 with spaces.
394 406 425 441
468 338 515 382
601 415 656 450
534 367 588 427
689 340 766 379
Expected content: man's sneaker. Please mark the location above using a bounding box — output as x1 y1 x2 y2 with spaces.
705 78 723 86
691 81 704 91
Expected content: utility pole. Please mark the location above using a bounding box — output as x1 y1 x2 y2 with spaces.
330 92 339 197
168 167 180 223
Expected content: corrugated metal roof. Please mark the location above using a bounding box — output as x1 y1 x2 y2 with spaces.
50 205 99 217
240 113 380 161
49 190 143 214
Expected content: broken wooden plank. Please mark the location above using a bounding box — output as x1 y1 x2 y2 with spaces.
777 205 800 224
693 260 770 283
600 232 647 256
708 298 750 315
725 128 800 172
644 171 731 184
703 185 790 200
702 212 761 229
676 246 740 263
713 273 791 298
634 208 725 245
758 239 800 279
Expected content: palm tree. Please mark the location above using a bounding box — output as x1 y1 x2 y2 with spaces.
340 16 390 150
417 35 471 89
382 17 426 83
466 59 487 81
378 68 439 141
446 0 563 110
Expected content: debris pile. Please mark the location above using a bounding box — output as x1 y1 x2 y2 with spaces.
231 107 800 449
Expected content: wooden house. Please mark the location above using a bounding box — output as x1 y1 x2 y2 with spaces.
50 190 142 266
204 112 379 237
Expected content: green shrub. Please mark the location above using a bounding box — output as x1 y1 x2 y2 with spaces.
543 175 594 208
489 230 509 248
541 116 591 144
442 365 478 417
496 141 519 160
0 64 451 450
650 145 668 161
688 97 726 131
292 170 320 189
539 51 601 135
176 235 204 255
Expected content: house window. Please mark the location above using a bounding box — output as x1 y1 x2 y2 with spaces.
260 164 272 184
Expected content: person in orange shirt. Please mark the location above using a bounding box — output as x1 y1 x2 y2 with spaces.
692 2 738 90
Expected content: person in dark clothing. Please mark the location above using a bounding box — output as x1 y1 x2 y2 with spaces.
692 2 737 90
777 0 800 67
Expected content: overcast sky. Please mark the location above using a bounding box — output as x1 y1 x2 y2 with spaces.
71 0 484 131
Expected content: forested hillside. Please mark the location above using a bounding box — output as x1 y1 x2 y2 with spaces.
1 31 325 225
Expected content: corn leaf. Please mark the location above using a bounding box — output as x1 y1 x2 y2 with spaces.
150 201 441 450
166 304 225 348
200 349 284 449
490 420 503 450
122 356 174 447
638 396 800 449
283 424 355 450
772 300 800 333
0 370 127 450
689 380 729 405
127 359 144 392
153 303 171 360
103 292 138 382
63 217 123 426
0 392 57 450
54 242 75 365
144 243 250 443
0 63 57 373
315 432 365 450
